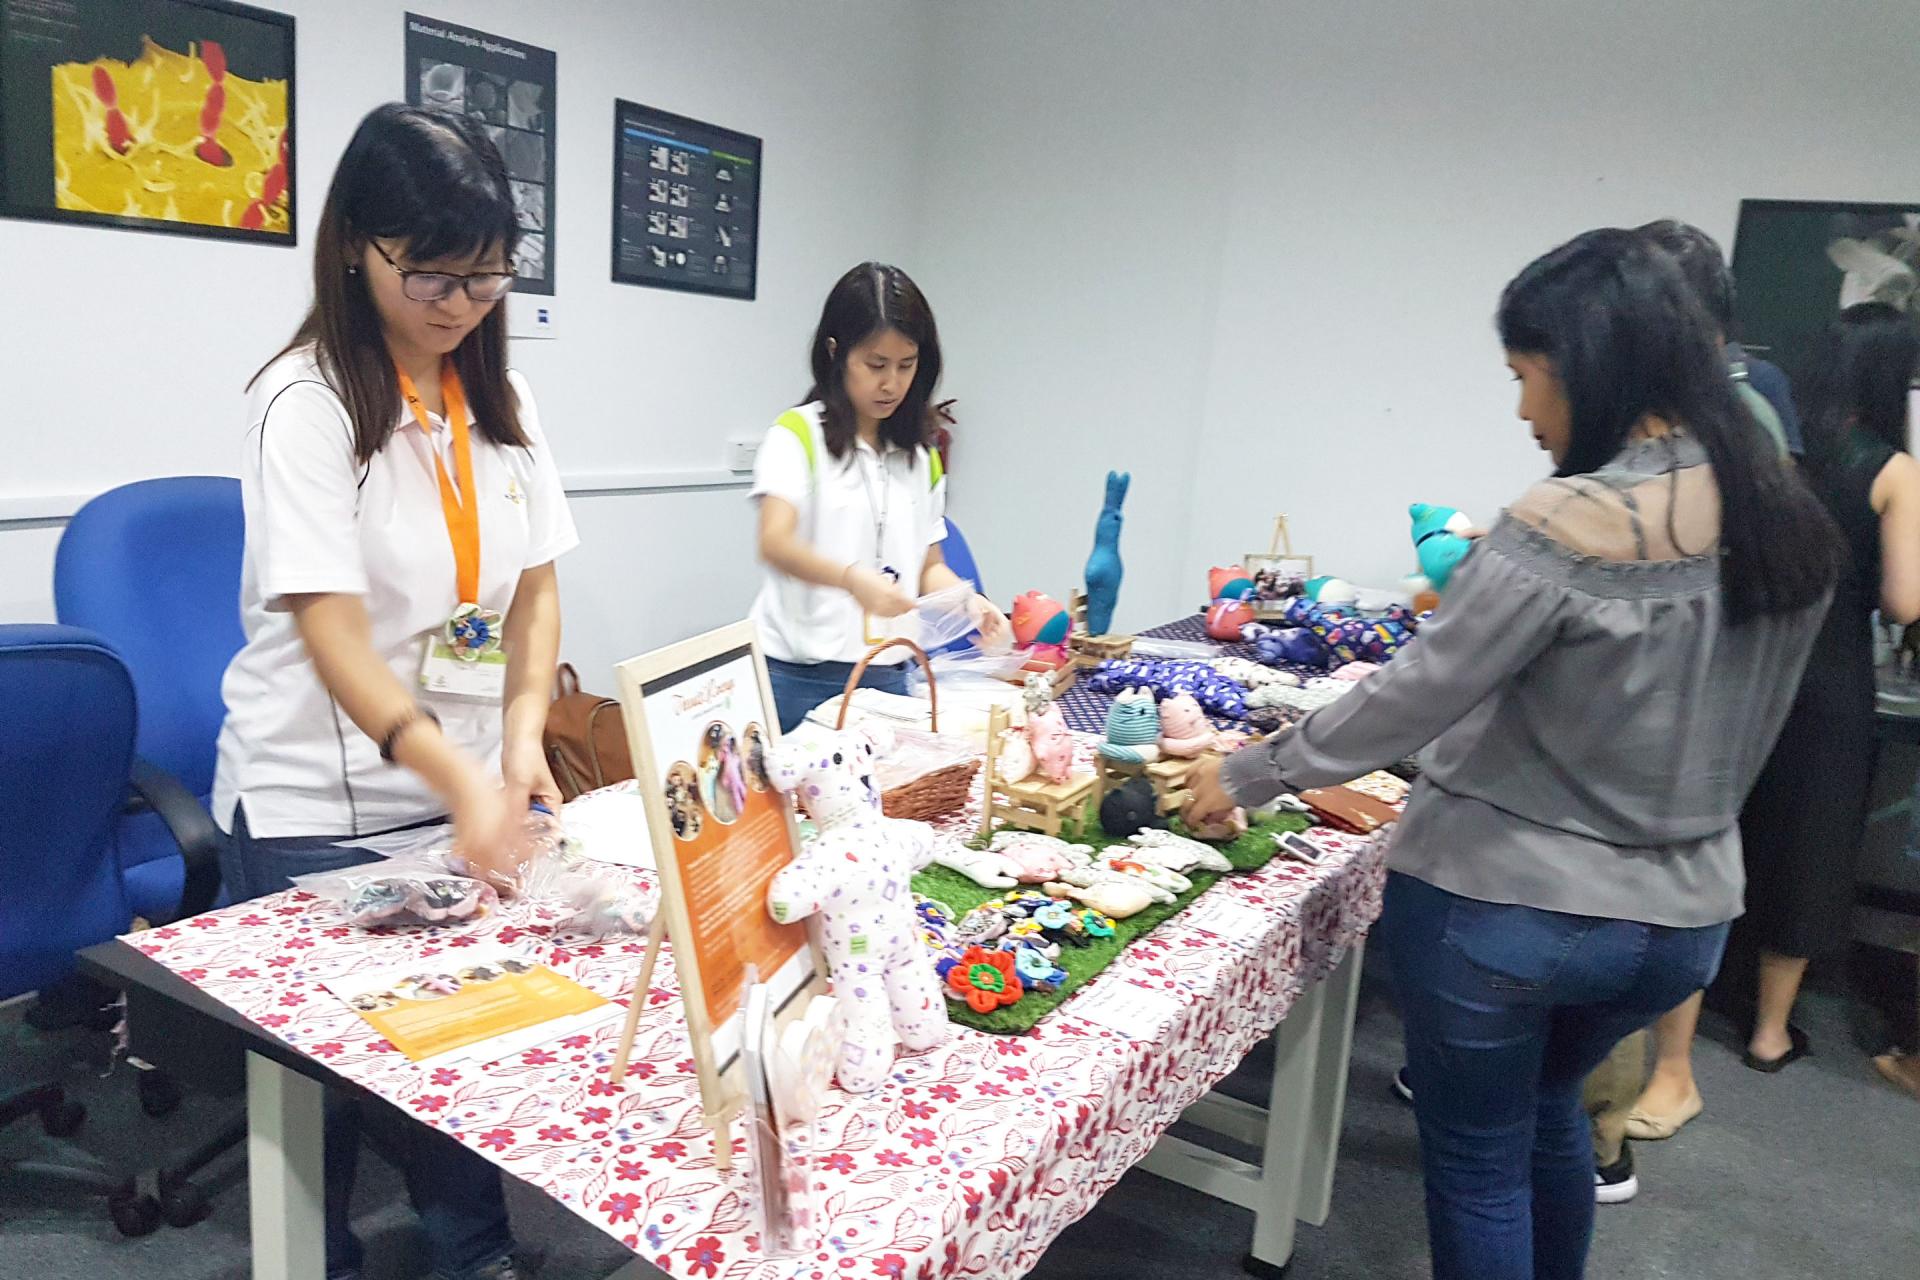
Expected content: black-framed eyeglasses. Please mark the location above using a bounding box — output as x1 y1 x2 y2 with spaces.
371 241 516 303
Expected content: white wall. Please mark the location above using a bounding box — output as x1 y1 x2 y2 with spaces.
0 0 934 688
920 0 1920 624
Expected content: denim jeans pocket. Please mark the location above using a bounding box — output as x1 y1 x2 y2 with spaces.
1441 896 1597 992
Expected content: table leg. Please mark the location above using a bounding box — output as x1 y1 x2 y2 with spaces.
246 1052 326 1280
1297 940 1363 1228
1244 965 1327 1275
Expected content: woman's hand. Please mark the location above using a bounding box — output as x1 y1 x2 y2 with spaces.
846 564 916 618
450 773 527 894
971 594 1011 648
1184 755 1238 829
502 731 562 815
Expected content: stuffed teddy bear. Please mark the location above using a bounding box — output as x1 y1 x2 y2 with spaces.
1098 687 1161 763
764 729 950 1094
1157 693 1220 759
1024 674 1076 784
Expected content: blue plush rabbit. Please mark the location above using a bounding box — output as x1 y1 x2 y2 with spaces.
1084 471 1130 636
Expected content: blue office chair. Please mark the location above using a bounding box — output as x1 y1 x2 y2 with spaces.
0 625 167 1234
942 516 986 598
55 477 241 924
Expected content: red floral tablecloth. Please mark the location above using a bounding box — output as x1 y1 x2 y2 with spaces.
127 764 1385 1280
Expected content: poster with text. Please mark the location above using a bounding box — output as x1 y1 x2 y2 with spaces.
0 0 295 243
611 98 760 300
404 13 555 295
634 642 808 1072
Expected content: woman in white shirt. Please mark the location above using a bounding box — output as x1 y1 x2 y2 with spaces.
750 262 1007 731
214 104 576 1280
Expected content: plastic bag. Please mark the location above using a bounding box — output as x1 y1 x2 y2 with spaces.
520 852 658 936
913 582 1009 654
872 726 977 792
294 855 499 927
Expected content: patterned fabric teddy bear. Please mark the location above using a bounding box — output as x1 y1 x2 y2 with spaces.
1023 672 1076 784
764 728 950 1094
1157 692 1219 759
1097 687 1161 763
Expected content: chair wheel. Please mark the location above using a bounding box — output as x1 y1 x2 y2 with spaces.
138 1069 183 1118
108 1186 162 1237
158 1178 211 1229
40 1097 85 1138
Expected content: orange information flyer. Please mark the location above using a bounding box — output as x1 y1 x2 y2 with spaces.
324 947 611 1065
644 650 807 1040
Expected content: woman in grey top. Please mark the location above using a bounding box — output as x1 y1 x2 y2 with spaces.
1190 228 1839 1280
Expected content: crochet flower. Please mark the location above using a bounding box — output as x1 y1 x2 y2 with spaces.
1033 902 1074 930
1007 944 1066 991
1080 909 1116 938
945 946 1024 1014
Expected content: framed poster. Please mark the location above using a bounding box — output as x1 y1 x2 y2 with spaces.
404 13 555 295
1731 198 1920 379
0 0 294 243
613 621 821 1138
610 98 760 300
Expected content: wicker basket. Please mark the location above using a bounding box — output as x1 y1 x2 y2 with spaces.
835 639 982 822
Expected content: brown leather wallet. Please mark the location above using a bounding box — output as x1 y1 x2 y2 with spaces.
1298 785 1400 835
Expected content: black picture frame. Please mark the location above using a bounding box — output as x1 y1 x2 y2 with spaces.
403 13 555 295
609 98 761 301
0 0 297 245
1730 197 1920 379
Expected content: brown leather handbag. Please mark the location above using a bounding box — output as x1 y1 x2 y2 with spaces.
1297 785 1400 836
543 663 634 800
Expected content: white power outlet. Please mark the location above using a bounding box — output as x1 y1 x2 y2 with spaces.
726 438 760 472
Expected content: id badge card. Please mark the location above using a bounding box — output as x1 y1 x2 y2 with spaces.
861 563 906 646
419 604 508 702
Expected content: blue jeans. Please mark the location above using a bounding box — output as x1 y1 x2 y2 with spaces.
766 657 910 733
1379 871 1728 1280
225 804 515 1280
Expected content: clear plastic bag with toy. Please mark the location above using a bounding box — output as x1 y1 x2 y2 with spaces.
914 581 1011 655
292 855 500 928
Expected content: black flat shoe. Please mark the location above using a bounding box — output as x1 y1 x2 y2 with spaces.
1742 1024 1810 1073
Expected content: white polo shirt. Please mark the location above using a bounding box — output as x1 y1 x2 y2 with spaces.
213 348 580 838
747 401 946 666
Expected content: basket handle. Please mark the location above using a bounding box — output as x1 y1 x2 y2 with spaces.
836 638 938 733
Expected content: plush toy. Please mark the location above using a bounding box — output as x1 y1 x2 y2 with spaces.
994 724 1036 785
1209 565 1255 602
1206 599 1257 641
1127 828 1234 873
1043 878 1157 920
1098 687 1162 763
1023 676 1076 784
1083 471 1129 636
1211 657 1298 689
987 831 1093 883
1157 693 1219 758
1011 591 1071 648
764 729 950 1093
1410 503 1476 593
1049 861 1178 905
1331 661 1381 682
1098 776 1161 837
1097 853 1191 896
1303 576 1358 607
931 839 1021 889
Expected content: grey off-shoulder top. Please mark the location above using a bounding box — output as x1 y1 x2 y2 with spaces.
1224 434 1826 927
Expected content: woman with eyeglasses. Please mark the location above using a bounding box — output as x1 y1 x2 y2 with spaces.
213 103 574 1280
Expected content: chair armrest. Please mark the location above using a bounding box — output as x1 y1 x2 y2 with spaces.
127 759 224 922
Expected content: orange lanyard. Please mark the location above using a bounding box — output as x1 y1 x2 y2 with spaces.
396 362 480 605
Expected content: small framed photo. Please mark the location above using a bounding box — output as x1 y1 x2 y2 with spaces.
1243 552 1312 607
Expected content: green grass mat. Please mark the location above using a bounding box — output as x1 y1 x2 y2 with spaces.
912 812 1310 1034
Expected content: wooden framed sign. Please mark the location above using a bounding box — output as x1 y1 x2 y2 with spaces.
610 620 823 1162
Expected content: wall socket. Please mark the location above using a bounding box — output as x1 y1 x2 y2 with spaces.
726 438 760 472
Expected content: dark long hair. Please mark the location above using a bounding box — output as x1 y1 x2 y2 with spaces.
1636 219 1734 334
1798 302 1919 473
804 263 942 460
1497 228 1840 623
254 103 526 462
